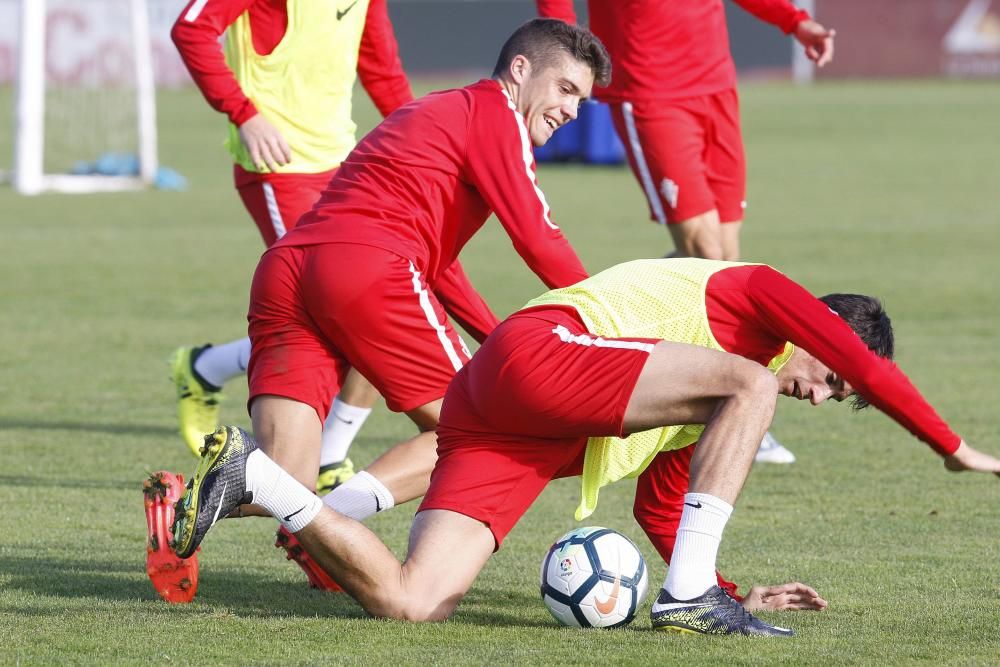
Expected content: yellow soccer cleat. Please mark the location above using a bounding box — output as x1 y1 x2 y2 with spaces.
169 345 222 457
316 458 355 496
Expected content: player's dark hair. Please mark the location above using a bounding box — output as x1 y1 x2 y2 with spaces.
492 18 611 87
819 293 894 411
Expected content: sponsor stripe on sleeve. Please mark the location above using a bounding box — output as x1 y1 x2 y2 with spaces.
183 0 213 22
501 89 559 231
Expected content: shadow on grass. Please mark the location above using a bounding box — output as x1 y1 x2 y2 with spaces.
452 589 557 629
0 418 175 437
0 475 138 491
0 553 367 619
0 554 556 628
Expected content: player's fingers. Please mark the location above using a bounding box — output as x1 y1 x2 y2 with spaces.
765 592 827 611
817 38 835 67
247 142 267 172
257 143 278 172
266 136 289 167
276 136 292 164
767 581 820 597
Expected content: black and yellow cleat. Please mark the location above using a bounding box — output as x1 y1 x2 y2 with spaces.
172 426 257 559
316 458 355 496
651 585 794 637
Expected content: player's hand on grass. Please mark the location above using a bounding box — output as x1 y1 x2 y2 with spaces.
741 582 828 612
943 440 1000 477
794 20 835 68
239 113 292 172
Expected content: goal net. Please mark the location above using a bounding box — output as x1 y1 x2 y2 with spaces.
10 0 157 194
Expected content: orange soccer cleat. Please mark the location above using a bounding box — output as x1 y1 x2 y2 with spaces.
275 526 343 592
144 471 199 603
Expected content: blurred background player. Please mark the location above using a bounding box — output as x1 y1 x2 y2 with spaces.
169 0 413 494
538 0 836 464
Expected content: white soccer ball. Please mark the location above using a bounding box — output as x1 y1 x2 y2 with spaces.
540 526 649 628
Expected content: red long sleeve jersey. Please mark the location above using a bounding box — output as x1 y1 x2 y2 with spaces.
276 79 589 290
704 265 959 455
633 264 960 597
172 0 412 126
537 0 809 102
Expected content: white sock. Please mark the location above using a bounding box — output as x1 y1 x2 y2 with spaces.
193 337 252 388
660 492 733 602
322 470 394 521
245 449 322 533
320 398 372 466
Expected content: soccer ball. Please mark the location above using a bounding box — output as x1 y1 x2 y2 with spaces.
540 526 649 628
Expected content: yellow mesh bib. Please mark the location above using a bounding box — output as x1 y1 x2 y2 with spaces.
224 0 370 173
522 258 794 519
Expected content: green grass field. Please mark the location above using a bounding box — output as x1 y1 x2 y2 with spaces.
1 79 998 664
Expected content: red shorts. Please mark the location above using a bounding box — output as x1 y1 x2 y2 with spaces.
247 243 471 419
609 89 746 225
234 165 337 247
421 307 657 548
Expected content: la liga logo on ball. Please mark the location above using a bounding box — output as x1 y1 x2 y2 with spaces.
540 526 648 628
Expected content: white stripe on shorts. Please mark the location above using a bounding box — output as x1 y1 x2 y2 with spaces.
621 102 667 225
262 182 287 240
408 262 465 371
551 324 655 353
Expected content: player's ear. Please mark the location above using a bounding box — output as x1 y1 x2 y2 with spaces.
509 54 531 85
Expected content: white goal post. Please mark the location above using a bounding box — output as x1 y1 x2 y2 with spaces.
14 0 158 194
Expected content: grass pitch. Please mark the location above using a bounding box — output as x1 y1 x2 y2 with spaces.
1 80 998 664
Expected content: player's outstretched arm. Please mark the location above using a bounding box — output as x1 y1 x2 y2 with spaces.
943 440 1000 477
741 582 828 612
238 114 292 172
794 20 836 67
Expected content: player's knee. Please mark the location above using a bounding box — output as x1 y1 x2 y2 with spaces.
687 237 724 260
632 503 660 535
739 364 779 402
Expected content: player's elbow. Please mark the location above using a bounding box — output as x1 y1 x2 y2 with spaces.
169 20 197 55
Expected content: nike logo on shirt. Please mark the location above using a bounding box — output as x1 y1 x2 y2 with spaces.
337 0 359 20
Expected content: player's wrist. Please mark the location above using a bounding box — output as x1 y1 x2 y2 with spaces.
232 104 259 128
785 10 812 35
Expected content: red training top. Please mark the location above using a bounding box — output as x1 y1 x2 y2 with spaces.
537 0 809 102
172 0 412 126
632 263 960 597
276 79 589 294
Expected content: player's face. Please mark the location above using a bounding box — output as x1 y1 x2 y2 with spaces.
515 52 595 147
775 349 854 406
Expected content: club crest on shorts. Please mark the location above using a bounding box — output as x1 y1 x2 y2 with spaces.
660 178 679 209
